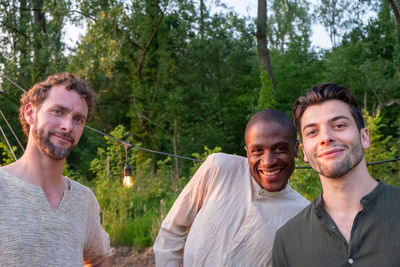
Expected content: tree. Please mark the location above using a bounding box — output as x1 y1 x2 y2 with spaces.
388 0 400 37
268 0 311 51
315 0 371 49
257 0 275 86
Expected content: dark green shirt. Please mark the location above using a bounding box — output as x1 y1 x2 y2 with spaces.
272 181 400 267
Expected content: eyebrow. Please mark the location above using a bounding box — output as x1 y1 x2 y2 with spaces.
302 115 351 132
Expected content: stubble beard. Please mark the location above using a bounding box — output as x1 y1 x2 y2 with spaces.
32 124 76 160
309 142 364 179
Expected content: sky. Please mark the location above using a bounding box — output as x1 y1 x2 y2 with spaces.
218 0 332 49
64 0 332 51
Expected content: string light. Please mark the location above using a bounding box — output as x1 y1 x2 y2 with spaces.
123 144 134 188
0 72 399 174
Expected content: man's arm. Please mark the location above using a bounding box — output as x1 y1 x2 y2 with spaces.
84 190 113 266
153 155 216 267
93 256 112 267
84 256 112 267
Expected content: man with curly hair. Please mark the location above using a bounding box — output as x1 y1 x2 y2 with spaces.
0 73 112 266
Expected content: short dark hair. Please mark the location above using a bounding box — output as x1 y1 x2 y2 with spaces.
245 109 297 144
293 83 364 139
19 72 96 136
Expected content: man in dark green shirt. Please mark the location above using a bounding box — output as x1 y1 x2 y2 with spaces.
272 83 400 267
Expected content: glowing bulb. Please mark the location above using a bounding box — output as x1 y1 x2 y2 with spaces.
123 175 134 188
123 164 134 188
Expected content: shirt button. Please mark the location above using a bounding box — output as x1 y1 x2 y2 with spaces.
331 225 335 229
348 258 354 264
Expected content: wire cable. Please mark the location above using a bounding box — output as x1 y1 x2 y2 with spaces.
366 157 400 166
0 71 398 167
0 124 17 161
0 110 25 152
84 125 203 162
0 73 27 93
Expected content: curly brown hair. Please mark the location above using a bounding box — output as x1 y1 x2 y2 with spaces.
19 72 97 136
293 83 364 140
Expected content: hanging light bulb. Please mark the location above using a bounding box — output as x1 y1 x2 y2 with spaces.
123 163 134 188
123 143 134 188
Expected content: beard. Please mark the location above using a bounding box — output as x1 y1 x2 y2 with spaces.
309 141 364 179
32 123 76 160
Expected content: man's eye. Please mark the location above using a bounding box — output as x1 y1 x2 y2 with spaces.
275 146 287 152
74 117 84 124
53 109 62 115
333 123 345 129
305 129 317 137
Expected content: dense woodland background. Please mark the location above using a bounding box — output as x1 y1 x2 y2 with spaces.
0 0 399 247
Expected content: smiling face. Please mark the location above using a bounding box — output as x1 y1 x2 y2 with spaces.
28 85 88 160
300 100 369 179
245 120 298 192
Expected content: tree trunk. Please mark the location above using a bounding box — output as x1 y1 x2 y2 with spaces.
388 0 400 37
33 0 46 81
200 0 205 39
257 0 275 87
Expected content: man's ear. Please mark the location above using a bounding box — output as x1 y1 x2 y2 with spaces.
301 143 309 162
24 103 35 125
360 128 370 150
294 140 299 157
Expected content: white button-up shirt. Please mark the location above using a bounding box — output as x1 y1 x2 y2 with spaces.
153 153 309 267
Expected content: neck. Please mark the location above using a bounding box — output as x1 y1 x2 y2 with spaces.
4 137 66 190
320 158 377 212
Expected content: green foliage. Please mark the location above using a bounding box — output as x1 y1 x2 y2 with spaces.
83 125 184 246
364 109 399 186
258 69 276 110
290 146 322 201
0 141 16 166
191 146 222 174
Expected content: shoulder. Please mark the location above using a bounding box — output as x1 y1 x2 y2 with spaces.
67 177 98 205
205 153 247 170
0 168 15 182
381 181 400 195
284 185 311 206
378 181 400 204
276 202 313 237
191 153 248 187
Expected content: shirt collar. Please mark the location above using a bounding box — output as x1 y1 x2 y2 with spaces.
250 175 292 200
360 180 383 207
312 179 384 215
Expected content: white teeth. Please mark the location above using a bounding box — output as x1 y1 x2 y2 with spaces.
261 169 280 176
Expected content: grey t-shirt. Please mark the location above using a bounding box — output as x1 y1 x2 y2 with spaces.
0 169 112 266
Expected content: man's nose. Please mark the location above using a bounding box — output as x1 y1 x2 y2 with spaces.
261 151 276 166
319 127 334 146
60 116 74 132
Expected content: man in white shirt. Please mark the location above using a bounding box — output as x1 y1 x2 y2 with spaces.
153 109 309 267
0 73 112 266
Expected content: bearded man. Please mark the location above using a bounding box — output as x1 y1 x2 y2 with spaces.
0 73 112 266
272 83 400 266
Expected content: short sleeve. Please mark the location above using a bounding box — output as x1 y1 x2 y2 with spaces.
83 190 112 266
